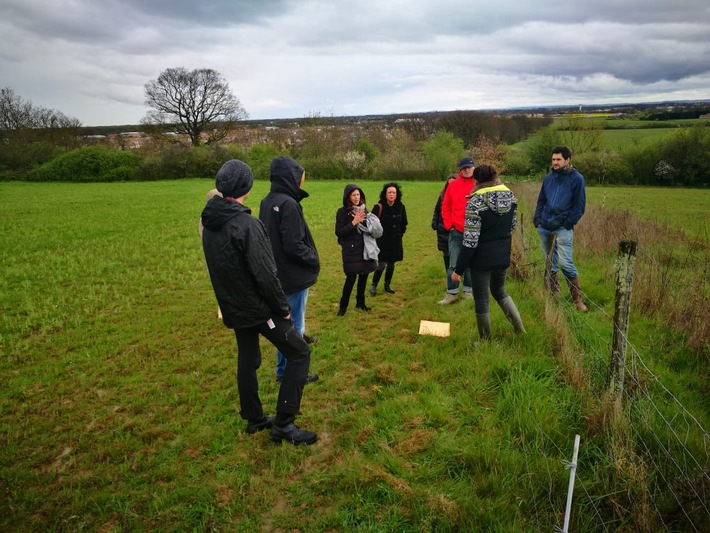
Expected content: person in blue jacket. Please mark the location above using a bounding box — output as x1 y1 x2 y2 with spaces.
533 146 589 312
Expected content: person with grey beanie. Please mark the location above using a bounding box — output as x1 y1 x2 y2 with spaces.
201 159 317 445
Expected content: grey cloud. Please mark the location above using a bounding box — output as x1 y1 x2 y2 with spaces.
1 0 708 125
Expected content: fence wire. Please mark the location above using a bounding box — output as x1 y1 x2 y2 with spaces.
533 262 710 531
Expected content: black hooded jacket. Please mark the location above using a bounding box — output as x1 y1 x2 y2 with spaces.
259 157 320 294
335 184 377 276
201 197 289 329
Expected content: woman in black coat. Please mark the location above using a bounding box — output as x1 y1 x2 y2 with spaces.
335 184 377 315
370 182 408 295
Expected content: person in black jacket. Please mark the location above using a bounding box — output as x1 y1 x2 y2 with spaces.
260 156 320 384
453 165 525 341
201 159 317 445
431 174 457 297
335 184 377 315
369 182 408 296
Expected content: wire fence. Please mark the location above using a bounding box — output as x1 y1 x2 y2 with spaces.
521 245 709 532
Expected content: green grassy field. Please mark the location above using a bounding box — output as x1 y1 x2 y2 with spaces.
1 180 707 532
603 118 709 128
585 186 710 239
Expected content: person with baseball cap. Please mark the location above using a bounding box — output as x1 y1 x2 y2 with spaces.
438 156 477 304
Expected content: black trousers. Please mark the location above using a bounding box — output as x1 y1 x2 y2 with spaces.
471 268 509 315
234 316 310 421
340 273 369 308
371 262 395 287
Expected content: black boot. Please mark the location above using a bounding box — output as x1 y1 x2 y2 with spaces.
338 293 349 316
355 286 370 311
246 415 274 435
271 414 317 445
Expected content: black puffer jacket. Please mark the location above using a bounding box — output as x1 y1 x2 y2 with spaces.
259 157 320 294
431 195 449 253
373 200 407 264
335 184 377 276
201 197 289 329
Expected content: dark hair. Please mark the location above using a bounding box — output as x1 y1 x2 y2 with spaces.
473 165 497 183
343 184 365 210
379 182 402 204
551 145 572 160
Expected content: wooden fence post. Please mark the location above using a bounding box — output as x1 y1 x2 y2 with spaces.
607 240 638 414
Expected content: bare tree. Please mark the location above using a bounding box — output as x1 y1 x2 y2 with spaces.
0 87 33 131
0 87 82 171
143 68 248 146
0 87 81 133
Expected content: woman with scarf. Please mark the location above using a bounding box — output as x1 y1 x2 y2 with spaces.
335 184 378 315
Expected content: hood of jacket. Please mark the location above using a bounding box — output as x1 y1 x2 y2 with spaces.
472 183 515 216
201 196 252 231
343 184 365 210
269 156 308 201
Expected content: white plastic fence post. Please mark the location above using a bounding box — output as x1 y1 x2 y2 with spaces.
561 434 581 533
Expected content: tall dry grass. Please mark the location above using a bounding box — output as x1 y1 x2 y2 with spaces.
513 181 709 356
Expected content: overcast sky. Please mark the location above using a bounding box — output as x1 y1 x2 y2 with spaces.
2 0 709 126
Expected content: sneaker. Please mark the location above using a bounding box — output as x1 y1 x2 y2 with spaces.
355 304 372 312
384 286 395 294
270 422 317 445
246 415 274 435
437 294 458 305
462 291 473 299
369 284 377 296
302 334 318 345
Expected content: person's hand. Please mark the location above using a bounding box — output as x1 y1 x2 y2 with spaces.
451 272 461 283
352 210 366 225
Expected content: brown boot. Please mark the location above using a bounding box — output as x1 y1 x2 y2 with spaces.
568 277 589 312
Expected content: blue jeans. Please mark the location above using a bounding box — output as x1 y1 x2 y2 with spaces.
447 229 472 294
276 288 308 378
471 269 509 315
443 253 458 292
537 227 579 279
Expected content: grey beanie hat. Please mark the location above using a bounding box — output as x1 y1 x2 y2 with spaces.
215 159 254 198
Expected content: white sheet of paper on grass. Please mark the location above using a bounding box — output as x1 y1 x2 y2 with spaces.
418 320 450 337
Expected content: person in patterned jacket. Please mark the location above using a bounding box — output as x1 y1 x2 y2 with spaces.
452 165 525 341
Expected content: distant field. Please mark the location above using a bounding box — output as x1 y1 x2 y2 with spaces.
600 128 674 147
604 118 709 128
585 186 710 239
512 125 692 149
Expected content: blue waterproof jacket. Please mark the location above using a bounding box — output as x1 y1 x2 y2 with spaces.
533 167 586 231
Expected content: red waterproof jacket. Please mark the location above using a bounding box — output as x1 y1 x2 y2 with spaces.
441 173 476 233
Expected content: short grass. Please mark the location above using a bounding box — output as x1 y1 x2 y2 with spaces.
1 179 707 532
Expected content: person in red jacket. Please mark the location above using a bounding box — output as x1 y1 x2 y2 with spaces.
438 156 476 304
